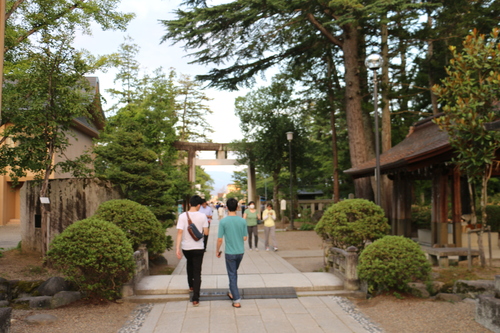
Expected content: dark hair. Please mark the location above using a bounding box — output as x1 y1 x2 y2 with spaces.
189 195 203 207
201 199 207 204
248 201 255 206
266 203 273 208
226 198 238 212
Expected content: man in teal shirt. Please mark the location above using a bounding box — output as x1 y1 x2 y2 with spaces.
216 197 248 308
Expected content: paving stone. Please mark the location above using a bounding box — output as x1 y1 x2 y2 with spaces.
25 314 58 325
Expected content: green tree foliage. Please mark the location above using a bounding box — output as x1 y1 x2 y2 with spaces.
93 199 167 254
358 236 431 294
46 217 135 300
1 30 95 185
161 0 433 199
4 0 133 54
195 166 214 200
176 74 214 142
232 78 309 211
433 28 500 266
315 199 390 251
94 38 188 221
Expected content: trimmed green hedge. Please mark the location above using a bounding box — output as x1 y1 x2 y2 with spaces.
46 218 135 300
315 199 390 250
93 199 167 254
358 235 431 294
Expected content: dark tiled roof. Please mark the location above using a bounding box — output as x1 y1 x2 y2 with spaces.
345 116 451 178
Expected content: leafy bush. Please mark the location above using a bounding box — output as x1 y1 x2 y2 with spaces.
314 199 390 250
93 199 167 254
46 218 135 300
476 205 500 232
411 205 431 229
358 235 431 294
299 223 315 231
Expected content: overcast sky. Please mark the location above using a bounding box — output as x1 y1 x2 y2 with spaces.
74 0 253 145
73 0 254 190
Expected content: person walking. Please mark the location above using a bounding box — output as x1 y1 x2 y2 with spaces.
175 195 209 307
262 203 278 251
218 204 225 219
243 201 260 251
216 198 248 308
198 199 213 252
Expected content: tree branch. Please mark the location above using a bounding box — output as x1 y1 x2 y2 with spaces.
306 13 343 48
6 0 24 21
5 1 82 53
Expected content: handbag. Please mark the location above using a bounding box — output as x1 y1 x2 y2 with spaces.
186 212 204 241
257 219 263 225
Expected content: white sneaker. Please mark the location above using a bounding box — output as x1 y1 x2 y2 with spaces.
255 248 259 252
274 247 278 251
266 247 269 251
249 248 252 251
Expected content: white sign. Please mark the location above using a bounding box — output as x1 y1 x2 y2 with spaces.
40 197 50 204
280 199 286 211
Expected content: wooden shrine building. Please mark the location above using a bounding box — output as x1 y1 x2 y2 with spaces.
345 114 499 247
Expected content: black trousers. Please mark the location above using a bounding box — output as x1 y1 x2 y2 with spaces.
182 249 205 302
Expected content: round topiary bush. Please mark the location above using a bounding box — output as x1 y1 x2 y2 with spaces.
46 218 135 300
93 199 167 254
357 235 431 294
314 198 390 250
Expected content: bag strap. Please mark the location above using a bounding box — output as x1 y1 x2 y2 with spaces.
186 212 193 225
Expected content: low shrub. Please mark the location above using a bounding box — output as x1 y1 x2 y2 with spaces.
357 235 431 294
477 205 500 233
411 205 431 229
314 199 390 250
93 199 167 254
46 218 135 300
299 223 315 231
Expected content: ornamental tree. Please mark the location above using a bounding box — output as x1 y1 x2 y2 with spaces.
433 28 500 267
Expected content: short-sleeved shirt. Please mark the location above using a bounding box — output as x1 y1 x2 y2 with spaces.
245 210 258 227
198 205 213 223
218 215 248 255
177 211 208 250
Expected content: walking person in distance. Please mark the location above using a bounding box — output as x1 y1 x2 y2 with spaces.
198 199 213 252
243 201 260 251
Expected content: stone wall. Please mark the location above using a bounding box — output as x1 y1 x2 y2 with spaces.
20 178 122 253
122 245 149 297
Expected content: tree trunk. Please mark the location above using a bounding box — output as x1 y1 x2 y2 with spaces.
427 13 439 115
326 55 340 203
381 20 393 217
272 170 281 222
343 24 373 199
40 144 55 256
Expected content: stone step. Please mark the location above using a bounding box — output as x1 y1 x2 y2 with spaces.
297 290 366 299
123 289 362 304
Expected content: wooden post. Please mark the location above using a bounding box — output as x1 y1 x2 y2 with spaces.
438 173 449 245
452 168 462 246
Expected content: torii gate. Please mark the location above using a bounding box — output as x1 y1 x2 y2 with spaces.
172 141 258 205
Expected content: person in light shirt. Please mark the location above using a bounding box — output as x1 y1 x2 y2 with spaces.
175 195 209 307
198 199 213 252
262 203 278 251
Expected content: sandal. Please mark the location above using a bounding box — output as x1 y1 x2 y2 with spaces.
227 292 234 300
232 302 241 308
193 301 199 307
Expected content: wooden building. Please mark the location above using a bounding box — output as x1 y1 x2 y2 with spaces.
345 115 489 247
